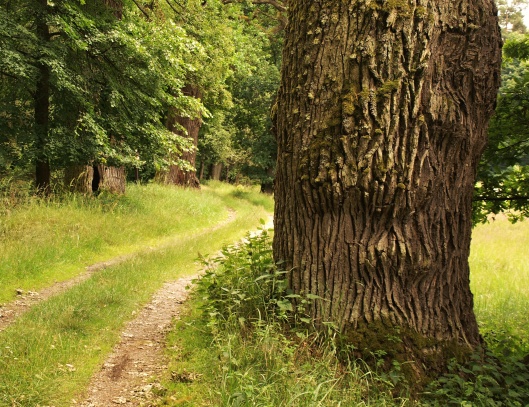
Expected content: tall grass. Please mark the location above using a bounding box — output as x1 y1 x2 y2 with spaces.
470 218 529 356
0 181 273 406
159 218 529 406
161 229 413 407
0 183 229 303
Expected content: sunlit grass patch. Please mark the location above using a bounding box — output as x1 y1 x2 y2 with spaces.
0 182 273 406
0 183 228 303
470 218 529 356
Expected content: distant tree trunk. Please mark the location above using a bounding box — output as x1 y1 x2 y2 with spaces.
210 163 223 181
64 165 93 193
273 0 502 373
160 85 202 188
64 164 125 194
260 167 275 194
198 161 205 180
103 0 123 18
34 0 51 195
96 164 126 194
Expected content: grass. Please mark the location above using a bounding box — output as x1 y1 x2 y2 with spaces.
158 229 413 407
470 217 529 356
156 218 529 406
0 182 242 304
0 180 273 406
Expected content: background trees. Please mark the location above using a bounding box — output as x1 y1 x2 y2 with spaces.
474 6 529 222
0 0 280 192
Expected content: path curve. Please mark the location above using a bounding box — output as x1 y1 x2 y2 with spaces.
0 209 236 333
76 217 273 406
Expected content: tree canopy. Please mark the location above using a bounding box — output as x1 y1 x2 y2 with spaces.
0 0 280 190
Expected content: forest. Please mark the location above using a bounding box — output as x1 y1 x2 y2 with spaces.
1 0 529 405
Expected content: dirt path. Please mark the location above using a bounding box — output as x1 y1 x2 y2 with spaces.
0 255 137 332
0 209 235 333
77 275 196 406
76 217 273 407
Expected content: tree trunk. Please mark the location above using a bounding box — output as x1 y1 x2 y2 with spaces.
96 165 126 194
261 166 275 194
273 0 502 371
160 85 202 188
34 0 51 195
210 163 223 181
64 165 93 193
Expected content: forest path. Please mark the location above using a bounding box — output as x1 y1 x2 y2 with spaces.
0 209 236 333
77 275 196 406
77 216 273 406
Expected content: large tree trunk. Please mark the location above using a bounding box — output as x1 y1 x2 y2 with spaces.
159 85 202 188
273 0 502 371
210 163 223 181
34 0 51 195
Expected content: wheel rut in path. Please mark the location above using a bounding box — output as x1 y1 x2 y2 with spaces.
77 275 196 406
77 217 274 406
0 209 235 333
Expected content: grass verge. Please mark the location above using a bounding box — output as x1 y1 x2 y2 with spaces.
0 182 230 304
470 217 529 357
157 221 529 406
0 181 273 406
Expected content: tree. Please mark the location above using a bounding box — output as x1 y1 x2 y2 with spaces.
475 34 529 222
497 0 528 34
0 0 198 192
196 0 282 188
273 0 502 375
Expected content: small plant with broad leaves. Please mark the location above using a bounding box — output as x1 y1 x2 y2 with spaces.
423 348 529 406
195 221 297 333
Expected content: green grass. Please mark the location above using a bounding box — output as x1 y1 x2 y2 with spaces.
470 217 529 356
0 181 273 407
0 182 233 303
156 217 529 407
159 229 413 407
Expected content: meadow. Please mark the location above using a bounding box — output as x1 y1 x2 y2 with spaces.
0 181 273 406
0 182 527 406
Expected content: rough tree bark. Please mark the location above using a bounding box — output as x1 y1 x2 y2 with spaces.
64 164 125 194
95 164 126 194
273 0 502 371
64 165 94 193
158 85 202 188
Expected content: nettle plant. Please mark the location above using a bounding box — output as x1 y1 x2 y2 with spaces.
196 222 298 332
195 221 328 334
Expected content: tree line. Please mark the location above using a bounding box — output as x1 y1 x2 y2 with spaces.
0 0 281 193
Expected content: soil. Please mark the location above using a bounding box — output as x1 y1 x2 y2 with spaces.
76 275 196 406
0 209 236 333
0 255 136 332
0 210 269 406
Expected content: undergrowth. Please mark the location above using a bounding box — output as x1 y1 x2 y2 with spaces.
162 225 529 406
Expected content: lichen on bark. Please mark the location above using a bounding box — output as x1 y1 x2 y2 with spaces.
273 0 502 369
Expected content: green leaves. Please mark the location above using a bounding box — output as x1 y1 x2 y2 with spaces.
475 34 529 223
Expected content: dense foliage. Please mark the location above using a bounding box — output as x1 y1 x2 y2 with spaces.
474 28 529 223
0 0 280 189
